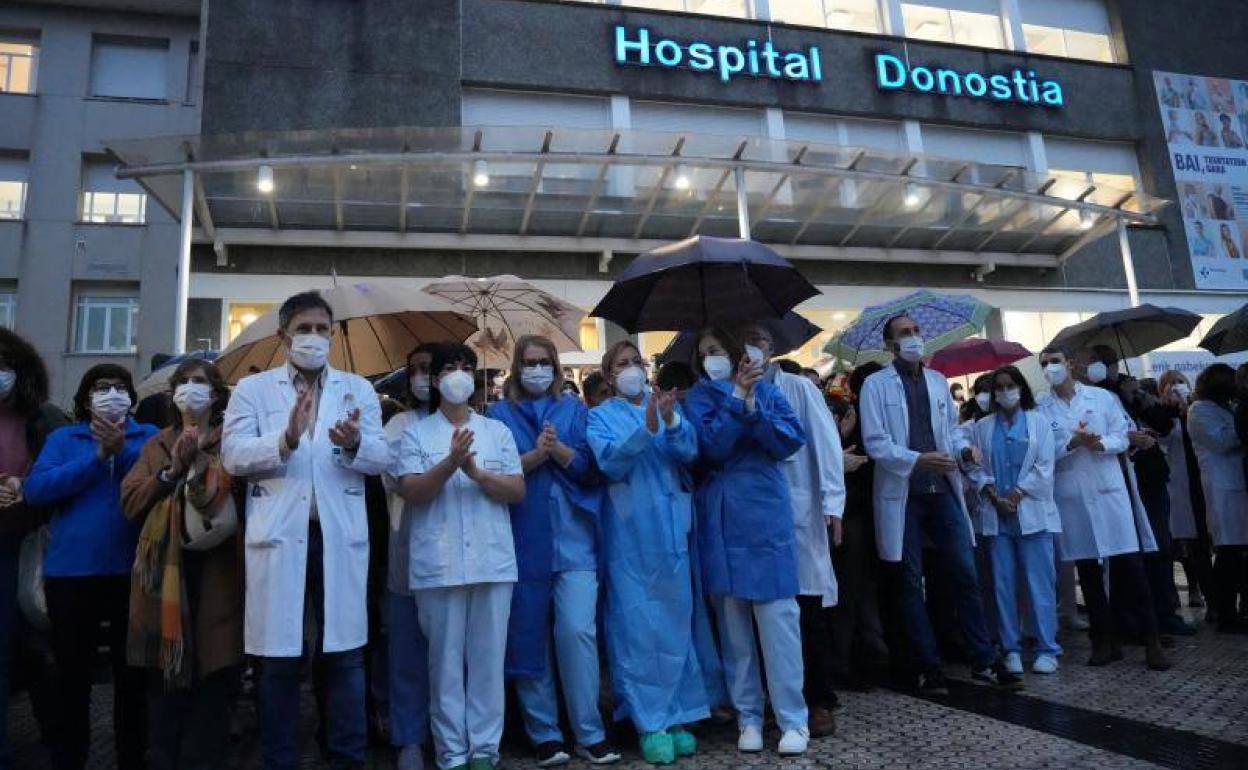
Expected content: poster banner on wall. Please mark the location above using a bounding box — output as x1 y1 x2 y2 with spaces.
1154 70 1248 290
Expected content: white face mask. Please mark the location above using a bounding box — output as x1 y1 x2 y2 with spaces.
703 355 733 382
437 370 475 406
521 365 555 396
996 388 1021 410
975 392 992 412
288 333 331 371
615 366 646 399
0 367 14 399
172 382 213 417
91 387 131 423
409 373 431 403
1085 361 1108 384
1173 382 1192 400
1043 362 1069 387
743 344 767 370
897 335 925 363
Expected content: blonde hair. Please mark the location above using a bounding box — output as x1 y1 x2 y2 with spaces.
600 340 642 379
1157 369 1189 396
506 335 563 400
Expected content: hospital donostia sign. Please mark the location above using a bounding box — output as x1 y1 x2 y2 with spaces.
612 25 1065 108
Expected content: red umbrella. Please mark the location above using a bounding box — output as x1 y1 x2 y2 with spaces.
928 338 1032 378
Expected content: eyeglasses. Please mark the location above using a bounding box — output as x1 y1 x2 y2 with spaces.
90 382 126 395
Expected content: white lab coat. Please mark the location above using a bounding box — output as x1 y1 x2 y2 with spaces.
773 369 845 607
222 365 388 657
965 410 1061 537
1037 384 1157 561
1186 400 1248 547
1160 417 1199 541
860 364 972 563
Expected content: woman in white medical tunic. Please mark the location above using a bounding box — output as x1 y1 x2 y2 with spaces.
397 343 525 770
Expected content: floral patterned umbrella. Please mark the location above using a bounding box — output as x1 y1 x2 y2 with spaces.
823 289 993 366
422 275 586 369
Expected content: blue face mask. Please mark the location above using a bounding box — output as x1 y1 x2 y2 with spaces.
521 365 554 395
897 334 925 363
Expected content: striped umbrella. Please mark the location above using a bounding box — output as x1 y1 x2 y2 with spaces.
823 290 993 366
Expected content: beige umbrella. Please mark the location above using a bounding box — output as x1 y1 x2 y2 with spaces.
421 275 586 368
214 282 478 383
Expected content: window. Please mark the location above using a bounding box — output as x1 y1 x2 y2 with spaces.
902 1 1005 49
74 295 138 353
0 292 13 329
578 318 601 351
1044 137 1140 195
226 301 276 343
185 39 200 104
90 36 168 100
81 159 147 224
1020 0 1115 62
769 0 882 33
624 0 750 18
0 157 27 220
0 34 38 94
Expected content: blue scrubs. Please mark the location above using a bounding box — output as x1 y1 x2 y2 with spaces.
988 411 1060 658
487 395 606 747
684 378 808 732
587 394 719 734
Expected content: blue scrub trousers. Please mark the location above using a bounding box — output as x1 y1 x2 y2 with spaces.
988 532 1061 657
515 570 606 747
899 491 996 673
0 536 19 770
416 582 513 770
386 590 430 748
713 595 808 732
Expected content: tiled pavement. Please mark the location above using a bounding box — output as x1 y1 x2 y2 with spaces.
8 610 1246 770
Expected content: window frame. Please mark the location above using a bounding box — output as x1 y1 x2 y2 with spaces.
89 35 170 102
0 292 14 329
0 34 39 95
73 294 139 354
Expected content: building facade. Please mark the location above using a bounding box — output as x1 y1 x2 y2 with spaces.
4 0 1248 400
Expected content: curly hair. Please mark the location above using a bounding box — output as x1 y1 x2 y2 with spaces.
0 327 50 418
72 363 137 422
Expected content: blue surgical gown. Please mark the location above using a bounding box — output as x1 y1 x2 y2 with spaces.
488 394 603 679
587 394 722 733
685 378 806 603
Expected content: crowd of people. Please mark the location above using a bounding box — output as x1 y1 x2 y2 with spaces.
0 290 1245 770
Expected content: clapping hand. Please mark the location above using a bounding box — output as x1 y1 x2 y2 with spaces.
537 422 558 457
652 387 678 425
91 416 125 460
168 426 200 478
449 426 476 472
1128 430 1157 451
329 408 362 451
285 389 315 449
0 475 22 509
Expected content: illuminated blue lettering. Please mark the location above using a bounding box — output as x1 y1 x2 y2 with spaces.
747 40 760 76
810 47 822 81
911 66 935 92
688 42 714 71
718 45 745 82
654 39 682 67
876 53 907 90
783 52 810 80
1041 81 1064 106
936 68 961 95
990 74 1012 100
615 25 650 65
964 72 987 96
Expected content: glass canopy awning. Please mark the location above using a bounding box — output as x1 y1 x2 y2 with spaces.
108 124 1164 266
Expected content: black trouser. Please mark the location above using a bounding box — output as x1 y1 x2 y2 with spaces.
1075 553 1158 643
828 507 885 683
1214 546 1248 622
1137 480 1180 625
796 594 836 708
147 667 237 770
1178 509 1218 610
45 575 148 770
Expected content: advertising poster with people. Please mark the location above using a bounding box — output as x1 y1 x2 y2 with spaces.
1155 70 1248 290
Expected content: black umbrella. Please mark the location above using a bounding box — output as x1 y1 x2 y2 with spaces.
591 236 819 333
1048 304 1202 363
1198 304 1248 356
656 312 823 366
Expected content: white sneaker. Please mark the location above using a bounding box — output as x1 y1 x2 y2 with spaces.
777 727 810 756
1004 651 1024 675
1032 654 1060 674
737 725 764 753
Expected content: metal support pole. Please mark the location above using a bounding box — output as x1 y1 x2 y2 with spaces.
174 169 194 354
735 166 751 240
1117 218 1150 375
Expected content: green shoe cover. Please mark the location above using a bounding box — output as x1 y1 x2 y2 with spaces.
640 731 676 765
669 728 697 757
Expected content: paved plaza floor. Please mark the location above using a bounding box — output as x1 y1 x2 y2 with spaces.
7 607 1246 770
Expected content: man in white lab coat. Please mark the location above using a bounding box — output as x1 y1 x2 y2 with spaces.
739 323 845 737
859 315 1022 694
223 291 389 770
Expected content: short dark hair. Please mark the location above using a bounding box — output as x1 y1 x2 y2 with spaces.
167 358 231 426
950 383 965 393
1039 345 1069 361
971 373 993 395
1090 344 1120 366
277 291 333 331
1196 363 1236 403
427 343 478 411
775 359 802 375
0 327 50 419
848 361 884 398
73 363 137 422
882 314 913 342
988 365 1037 412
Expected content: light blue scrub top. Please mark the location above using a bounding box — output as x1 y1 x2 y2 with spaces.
991 410 1029 538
